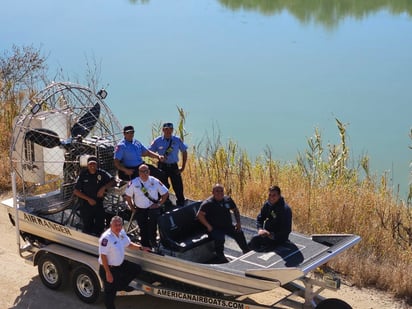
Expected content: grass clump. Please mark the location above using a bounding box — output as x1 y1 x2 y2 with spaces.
182 118 412 305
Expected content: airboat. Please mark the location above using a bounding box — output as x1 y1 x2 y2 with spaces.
1 81 360 309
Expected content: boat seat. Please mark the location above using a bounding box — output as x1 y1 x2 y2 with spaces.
157 201 212 252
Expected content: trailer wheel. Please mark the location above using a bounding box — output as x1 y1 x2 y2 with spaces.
315 298 352 309
38 254 68 290
72 265 100 304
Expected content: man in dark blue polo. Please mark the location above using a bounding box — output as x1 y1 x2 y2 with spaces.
74 156 116 235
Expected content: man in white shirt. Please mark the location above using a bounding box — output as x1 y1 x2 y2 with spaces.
98 216 148 309
124 164 169 248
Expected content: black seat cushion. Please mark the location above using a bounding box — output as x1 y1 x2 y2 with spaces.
158 201 211 252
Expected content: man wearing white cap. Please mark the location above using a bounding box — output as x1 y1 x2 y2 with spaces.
74 156 116 236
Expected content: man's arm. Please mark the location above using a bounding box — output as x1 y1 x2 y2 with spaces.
73 189 96 206
143 149 164 162
97 178 117 198
197 210 213 232
180 150 187 172
100 254 113 283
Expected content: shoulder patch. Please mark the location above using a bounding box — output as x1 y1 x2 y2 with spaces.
101 238 108 247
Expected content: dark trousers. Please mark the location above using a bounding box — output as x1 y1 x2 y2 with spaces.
158 163 185 206
79 200 105 236
99 261 141 309
248 235 284 252
209 226 250 258
135 207 161 247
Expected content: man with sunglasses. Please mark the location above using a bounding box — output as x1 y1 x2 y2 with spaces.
124 164 169 248
114 125 164 181
248 185 292 252
149 122 188 207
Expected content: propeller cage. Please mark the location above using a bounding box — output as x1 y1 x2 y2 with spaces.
10 82 122 204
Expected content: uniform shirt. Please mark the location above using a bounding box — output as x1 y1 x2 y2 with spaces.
124 176 168 209
256 197 292 242
114 138 148 167
149 135 187 164
74 168 114 201
98 228 131 266
198 195 236 231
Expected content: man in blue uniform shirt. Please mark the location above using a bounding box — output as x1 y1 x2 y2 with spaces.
114 125 164 181
149 122 188 207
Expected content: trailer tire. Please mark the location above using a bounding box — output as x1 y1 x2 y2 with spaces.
38 253 68 290
72 265 100 304
315 298 352 309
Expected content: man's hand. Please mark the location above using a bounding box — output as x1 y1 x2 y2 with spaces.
258 229 270 237
87 198 96 206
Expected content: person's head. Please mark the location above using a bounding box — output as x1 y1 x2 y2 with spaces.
268 185 281 205
162 122 173 138
123 125 135 141
138 164 150 180
110 215 123 234
87 156 98 173
212 184 225 201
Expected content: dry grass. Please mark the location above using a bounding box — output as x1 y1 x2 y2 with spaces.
180 127 412 305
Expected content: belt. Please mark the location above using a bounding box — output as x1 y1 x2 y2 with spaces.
159 162 178 168
99 264 121 269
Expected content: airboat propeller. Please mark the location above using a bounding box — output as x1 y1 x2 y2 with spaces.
24 102 101 149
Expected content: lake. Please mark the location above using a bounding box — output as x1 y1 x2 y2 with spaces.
1 0 411 197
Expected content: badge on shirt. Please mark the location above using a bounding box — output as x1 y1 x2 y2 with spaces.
271 210 277 219
224 203 230 209
101 238 108 247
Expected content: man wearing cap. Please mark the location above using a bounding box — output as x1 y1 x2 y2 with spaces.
149 122 188 207
74 156 116 236
114 125 165 181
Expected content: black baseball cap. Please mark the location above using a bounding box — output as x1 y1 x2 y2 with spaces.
87 156 98 164
123 125 134 133
163 122 173 128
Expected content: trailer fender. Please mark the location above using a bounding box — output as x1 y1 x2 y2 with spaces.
33 243 103 288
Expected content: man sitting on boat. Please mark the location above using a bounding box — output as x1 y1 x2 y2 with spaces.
248 185 292 252
197 184 250 263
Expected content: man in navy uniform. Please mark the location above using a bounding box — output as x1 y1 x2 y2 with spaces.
73 156 116 236
248 185 292 252
197 184 250 263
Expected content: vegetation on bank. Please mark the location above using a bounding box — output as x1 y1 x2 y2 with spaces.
1 46 412 305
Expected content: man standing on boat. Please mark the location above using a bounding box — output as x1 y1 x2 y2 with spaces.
73 156 116 236
124 164 169 249
114 125 165 181
99 215 147 309
149 122 188 207
248 185 292 252
197 184 250 263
